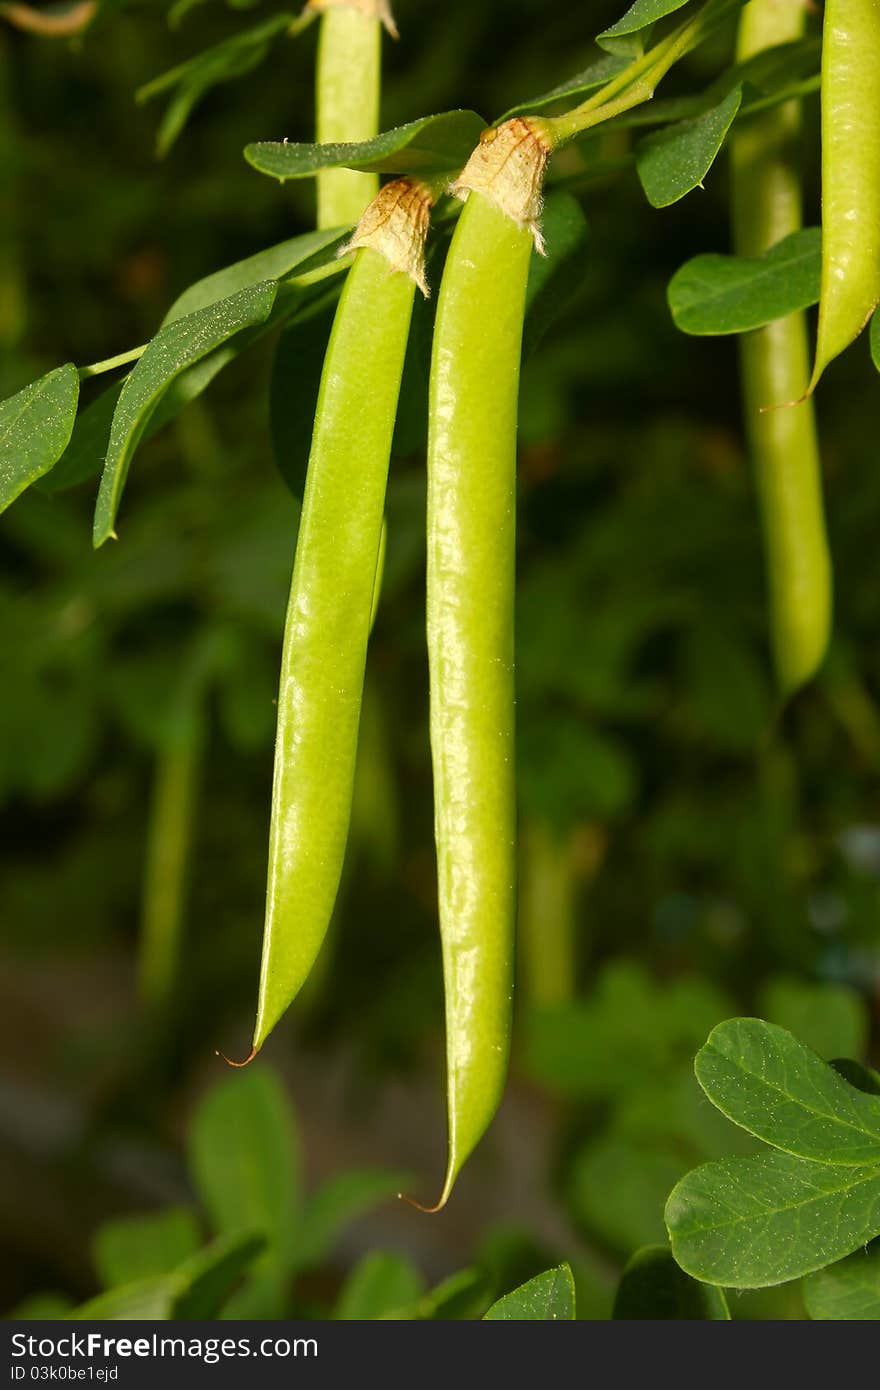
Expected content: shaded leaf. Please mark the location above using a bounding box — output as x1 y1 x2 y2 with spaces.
570 1137 686 1253
637 87 741 208
414 1268 489 1320
523 191 589 357
294 1169 406 1273
69 1232 263 1321
694 1018 880 1165
501 54 629 121
0 364 79 512
600 0 694 43
92 1207 201 1289
188 1067 302 1274
613 1245 730 1318
163 227 346 324
335 1251 425 1320
93 281 277 546
269 297 334 498
803 1240 880 1320
138 14 294 156
484 1264 575 1320
666 1151 880 1287
245 110 486 182
758 976 869 1062
668 227 821 335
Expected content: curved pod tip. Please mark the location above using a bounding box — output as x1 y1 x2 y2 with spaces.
215 1045 258 1069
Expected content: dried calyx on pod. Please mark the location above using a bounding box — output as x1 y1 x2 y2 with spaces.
341 178 435 296
450 117 552 253
306 0 398 38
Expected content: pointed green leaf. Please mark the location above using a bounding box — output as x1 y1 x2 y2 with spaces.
668 227 821 334
69 1277 177 1321
666 1152 880 1287
501 55 630 121
188 1067 302 1275
871 308 880 372
600 0 695 42
613 1245 730 1319
173 1231 265 1319
0 364 79 512
138 14 294 156
803 1240 880 1320
335 1252 425 1320
484 1264 576 1320
637 86 742 208
93 281 277 546
694 1019 880 1165
415 1268 489 1320
92 1207 201 1289
245 110 486 182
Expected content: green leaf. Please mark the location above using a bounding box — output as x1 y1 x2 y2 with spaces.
757 976 869 1062
92 1207 201 1289
335 1251 425 1320
173 1232 265 1318
414 1268 489 1320
570 1137 686 1253
666 1151 880 1287
484 1264 576 1320
870 308 880 372
694 1018 880 1165
803 1240 880 1320
600 0 694 42
8 1293 75 1320
269 297 335 499
138 14 294 156
245 110 487 182
501 54 630 121
69 1232 264 1320
0 364 79 512
668 227 821 335
613 1245 730 1319
832 1060 880 1097
93 281 277 546
637 87 742 208
294 1169 406 1273
42 383 119 495
188 1067 302 1275
523 192 589 357
163 227 346 325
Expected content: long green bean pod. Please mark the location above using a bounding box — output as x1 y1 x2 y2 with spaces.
810 0 880 388
424 119 550 1207
731 0 832 696
312 0 396 230
251 178 431 1053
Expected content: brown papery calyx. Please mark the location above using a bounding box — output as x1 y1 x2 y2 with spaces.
450 117 552 253
305 0 398 38
340 178 434 296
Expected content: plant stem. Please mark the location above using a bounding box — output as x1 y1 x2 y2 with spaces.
543 0 736 147
315 3 385 228
731 0 831 695
138 720 203 1012
78 344 146 380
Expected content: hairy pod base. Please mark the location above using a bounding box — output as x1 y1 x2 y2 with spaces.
341 178 434 295
450 117 552 253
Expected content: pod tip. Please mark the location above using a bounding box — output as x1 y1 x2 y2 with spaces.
215 1045 257 1068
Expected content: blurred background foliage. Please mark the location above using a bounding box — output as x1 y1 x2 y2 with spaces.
1 0 878 1320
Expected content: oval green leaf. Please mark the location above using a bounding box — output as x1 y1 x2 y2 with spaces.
245 110 486 182
0 364 79 513
694 1018 880 1165
666 1151 880 1288
668 227 821 335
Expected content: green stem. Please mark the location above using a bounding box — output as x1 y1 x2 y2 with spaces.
138 722 203 1011
78 344 146 380
315 4 384 228
731 0 831 696
544 0 735 146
